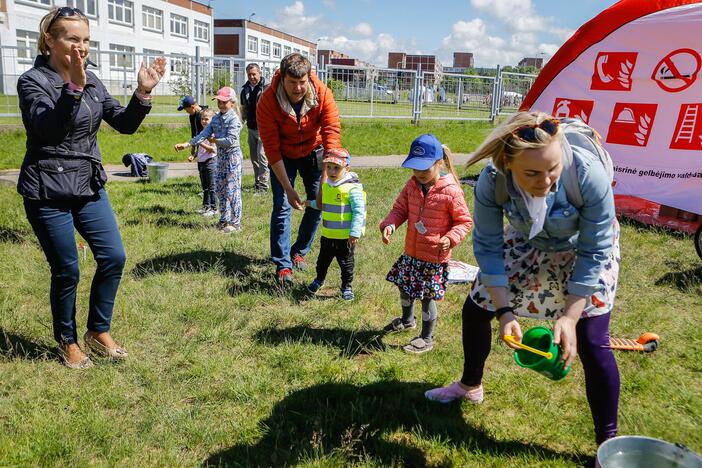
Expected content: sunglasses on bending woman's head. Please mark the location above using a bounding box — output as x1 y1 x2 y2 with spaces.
513 118 560 143
46 7 86 32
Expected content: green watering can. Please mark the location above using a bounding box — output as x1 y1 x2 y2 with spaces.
504 326 572 381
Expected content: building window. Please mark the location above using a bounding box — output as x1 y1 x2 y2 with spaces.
143 48 162 67
170 54 190 75
108 0 133 26
67 0 97 17
293 48 300 54
247 36 258 54
109 43 134 69
272 42 281 58
89 40 100 68
302 51 308 58
17 30 39 61
18 0 51 5
194 20 209 42
283 45 291 56
260 40 270 57
170 13 188 38
142 6 162 32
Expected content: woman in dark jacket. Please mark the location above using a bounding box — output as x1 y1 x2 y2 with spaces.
17 7 165 368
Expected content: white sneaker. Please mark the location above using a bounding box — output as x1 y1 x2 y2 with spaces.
221 224 241 233
203 209 217 217
196 207 207 214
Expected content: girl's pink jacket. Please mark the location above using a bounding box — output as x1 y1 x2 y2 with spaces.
380 175 473 264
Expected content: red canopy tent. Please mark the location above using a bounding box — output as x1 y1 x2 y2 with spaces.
520 0 702 258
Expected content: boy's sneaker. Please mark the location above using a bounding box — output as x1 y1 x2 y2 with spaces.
307 279 323 294
341 287 354 301
383 317 417 333
196 207 208 214
402 336 433 354
292 253 307 271
424 382 484 404
277 268 293 284
203 209 217 217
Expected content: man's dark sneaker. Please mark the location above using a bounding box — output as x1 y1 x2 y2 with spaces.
277 268 293 284
292 253 307 271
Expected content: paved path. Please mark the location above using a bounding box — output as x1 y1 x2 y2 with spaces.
0 154 474 186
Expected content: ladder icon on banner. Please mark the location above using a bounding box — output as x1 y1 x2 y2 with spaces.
674 104 699 143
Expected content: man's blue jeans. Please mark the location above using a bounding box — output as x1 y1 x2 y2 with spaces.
24 189 126 345
270 152 322 271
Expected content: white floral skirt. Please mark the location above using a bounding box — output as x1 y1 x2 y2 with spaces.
470 220 620 320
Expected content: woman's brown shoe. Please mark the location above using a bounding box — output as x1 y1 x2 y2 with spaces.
84 332 128 360
57 345 93 370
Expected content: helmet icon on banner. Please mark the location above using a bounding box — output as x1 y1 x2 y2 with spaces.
652 48 701 93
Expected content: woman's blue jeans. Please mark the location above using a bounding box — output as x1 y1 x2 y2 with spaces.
24 189 126 345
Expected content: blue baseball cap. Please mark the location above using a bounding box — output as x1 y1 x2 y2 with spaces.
177 95 196 111
402 134 444 170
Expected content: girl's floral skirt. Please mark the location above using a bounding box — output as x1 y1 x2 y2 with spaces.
386 254 449 301
470 220 621 320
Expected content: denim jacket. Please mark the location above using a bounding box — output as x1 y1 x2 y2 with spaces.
189 109 242 150
472 147 615 298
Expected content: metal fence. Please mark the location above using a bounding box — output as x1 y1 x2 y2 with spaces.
0 45 536 121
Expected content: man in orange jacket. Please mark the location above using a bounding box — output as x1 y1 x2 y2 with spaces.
257 53 341 283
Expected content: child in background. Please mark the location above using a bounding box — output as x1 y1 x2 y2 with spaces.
175 87 243 233
305 148 366 300
380 134 473 354
188 108 217 217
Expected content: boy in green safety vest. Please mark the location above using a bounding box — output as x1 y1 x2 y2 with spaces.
304 148 366 300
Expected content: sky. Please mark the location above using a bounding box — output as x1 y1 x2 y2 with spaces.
212 0 619 67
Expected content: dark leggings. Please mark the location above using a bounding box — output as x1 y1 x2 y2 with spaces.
460 296 620 444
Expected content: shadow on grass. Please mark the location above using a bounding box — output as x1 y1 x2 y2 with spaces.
0 328 54 360
203 380 585 467
137 205 191 216
655 265 702 292
131 250 350 298
132 250 263 279
124 216 205 230
0 227 32 244
254 325 386 358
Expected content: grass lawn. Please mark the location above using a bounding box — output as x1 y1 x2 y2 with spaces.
0 120 494 171
0 168 700 466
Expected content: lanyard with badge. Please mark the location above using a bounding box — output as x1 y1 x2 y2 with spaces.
415 183 429 234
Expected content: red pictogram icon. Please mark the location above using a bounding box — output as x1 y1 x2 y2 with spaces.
606 103 658 147
670 103 702 150
651 48 701 93
552 98 594 124
591 52 638 91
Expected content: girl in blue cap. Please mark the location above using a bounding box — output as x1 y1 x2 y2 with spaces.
379 134 473 353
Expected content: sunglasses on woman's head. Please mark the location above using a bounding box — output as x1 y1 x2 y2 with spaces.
46 7 85 32
513 118 560 143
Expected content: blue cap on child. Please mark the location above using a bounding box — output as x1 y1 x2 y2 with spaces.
402 134 444 171
177 96 196 111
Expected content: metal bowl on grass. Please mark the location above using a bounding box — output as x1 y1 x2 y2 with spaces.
596 436 702 468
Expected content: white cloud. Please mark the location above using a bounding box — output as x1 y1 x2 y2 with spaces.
269 1 323 41
435 0 577 68
321 0 336 8
318 32 409 66
437 18 522 67
354 22 373 36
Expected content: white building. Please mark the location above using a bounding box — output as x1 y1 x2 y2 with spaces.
0 0 213 94
213 19 316 80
